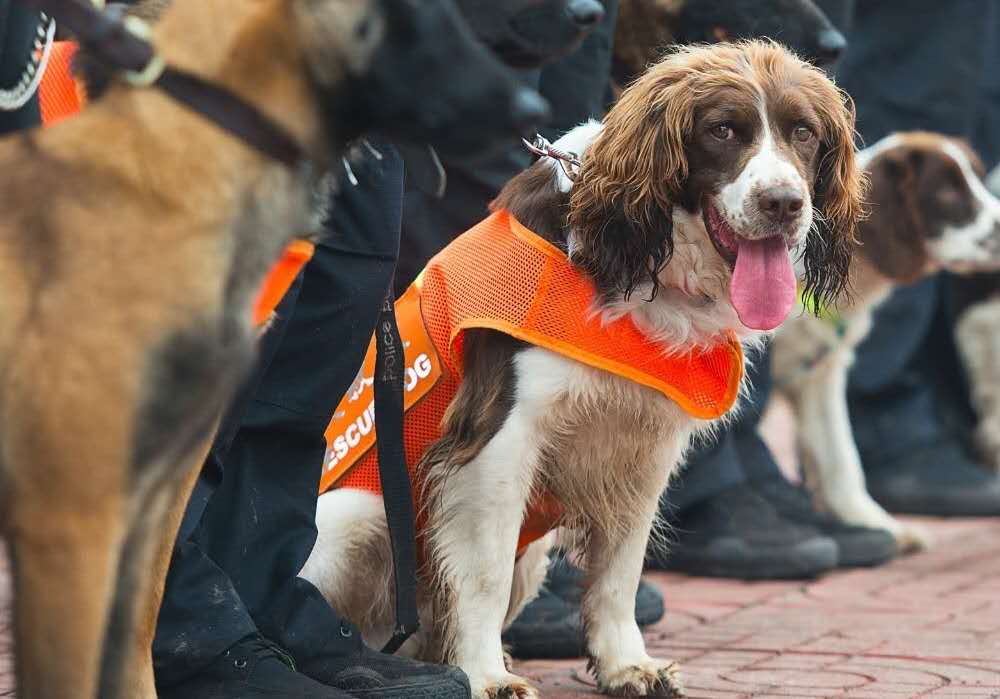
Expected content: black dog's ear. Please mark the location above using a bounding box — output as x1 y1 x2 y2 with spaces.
800 86 866 314
855 148 929 283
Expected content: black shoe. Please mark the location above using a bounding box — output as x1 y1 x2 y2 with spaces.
753 476 898 567
864 441 1000 517
502 555 664 659
300 623 470 699
157 635 353 698
647 486 838 580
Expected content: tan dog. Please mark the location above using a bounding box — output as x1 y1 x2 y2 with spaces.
0 0 538 697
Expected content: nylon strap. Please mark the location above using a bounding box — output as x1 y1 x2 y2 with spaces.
373 284 420 653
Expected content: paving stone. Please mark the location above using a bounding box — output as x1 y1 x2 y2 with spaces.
1 517 999 697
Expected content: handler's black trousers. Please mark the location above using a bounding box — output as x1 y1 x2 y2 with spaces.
153 145 404 684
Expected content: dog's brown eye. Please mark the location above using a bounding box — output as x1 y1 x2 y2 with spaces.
711 124 734 141
793 125 814 142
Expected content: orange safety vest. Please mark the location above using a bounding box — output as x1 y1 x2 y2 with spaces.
37 41 314 323
321 209 744 552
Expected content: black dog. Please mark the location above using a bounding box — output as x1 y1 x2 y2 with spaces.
613 0 846 87
458 0 606 68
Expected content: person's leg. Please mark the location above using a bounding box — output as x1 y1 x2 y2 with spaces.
155 144 468 699
153 276 306 686
647 351 840 580
178 143 467 698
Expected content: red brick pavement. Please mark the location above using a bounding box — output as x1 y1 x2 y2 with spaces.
1 516 999 698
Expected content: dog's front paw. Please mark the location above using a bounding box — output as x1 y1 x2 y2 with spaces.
894 522 932 553
473 672 540 699
597 658 683 697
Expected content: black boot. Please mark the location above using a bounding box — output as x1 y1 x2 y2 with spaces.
502 554 664 659
157 635 353 699
864 441 1000 517
648 486 838 579
298 621 470 699
753 476 898 567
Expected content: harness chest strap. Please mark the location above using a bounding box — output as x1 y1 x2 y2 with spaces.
320 209 744 552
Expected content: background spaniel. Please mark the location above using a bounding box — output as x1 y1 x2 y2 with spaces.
773 131 1000 552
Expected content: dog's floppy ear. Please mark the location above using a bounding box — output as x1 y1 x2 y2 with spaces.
567 57 692 302
801 85 867 313
856 147 929 282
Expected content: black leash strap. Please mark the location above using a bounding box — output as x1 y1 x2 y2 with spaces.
373 285 420 653
155 68 302 167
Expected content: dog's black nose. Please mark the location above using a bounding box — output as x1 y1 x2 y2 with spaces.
758 187 804 224
815 28 847 65
567 0 605 27
510 88 551 136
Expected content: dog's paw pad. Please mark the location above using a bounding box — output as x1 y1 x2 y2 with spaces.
599 660 684 697
478 673 540 699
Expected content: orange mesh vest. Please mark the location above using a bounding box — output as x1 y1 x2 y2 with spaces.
320 209 744 552
37 41 315 324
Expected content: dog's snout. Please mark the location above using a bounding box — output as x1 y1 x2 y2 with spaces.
758 187 805 224
509 88 551 136
567 0 605 28
815 28 847 65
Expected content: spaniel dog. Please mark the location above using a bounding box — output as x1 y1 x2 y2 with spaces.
302 41 863 698
773 131 1000 551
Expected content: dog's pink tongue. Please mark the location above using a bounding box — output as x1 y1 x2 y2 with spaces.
730 236 796 331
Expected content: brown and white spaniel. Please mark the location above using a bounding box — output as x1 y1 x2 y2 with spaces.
302 41 863 698
772 131 1000 552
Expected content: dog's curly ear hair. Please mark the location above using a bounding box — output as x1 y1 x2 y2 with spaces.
801 85 868 314
855 148 929 282
568 56 693 302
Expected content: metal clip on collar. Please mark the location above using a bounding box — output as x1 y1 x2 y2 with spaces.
522 134 582 182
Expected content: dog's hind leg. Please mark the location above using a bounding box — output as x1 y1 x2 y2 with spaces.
581 460 683 699
503 531 555 631
7 483 127 699
301 488 403 652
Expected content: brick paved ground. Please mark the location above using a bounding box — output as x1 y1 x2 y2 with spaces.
1 515 998 698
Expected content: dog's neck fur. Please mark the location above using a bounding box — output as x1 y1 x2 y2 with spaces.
543 121 760 351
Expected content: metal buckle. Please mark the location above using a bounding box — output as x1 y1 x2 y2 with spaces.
122 16 166 87
522 134 581 182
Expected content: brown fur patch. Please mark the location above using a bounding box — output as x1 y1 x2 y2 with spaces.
491 160 572 247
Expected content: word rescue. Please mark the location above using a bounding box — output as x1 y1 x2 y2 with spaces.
325 352 435 471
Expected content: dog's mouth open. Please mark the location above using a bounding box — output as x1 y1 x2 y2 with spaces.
703 200 797 332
